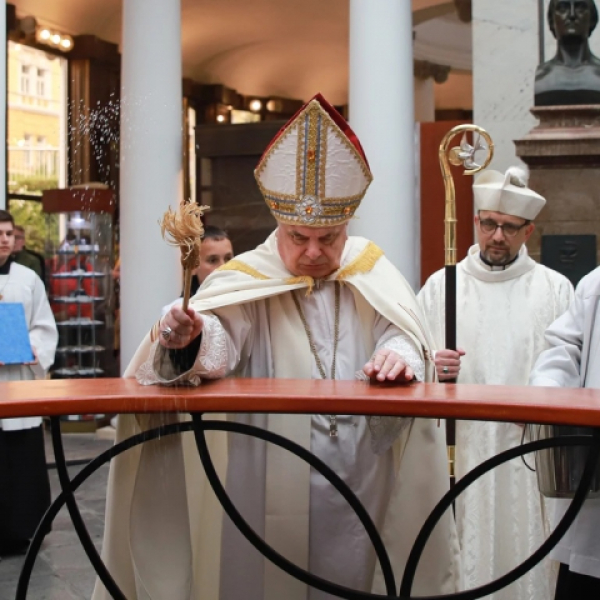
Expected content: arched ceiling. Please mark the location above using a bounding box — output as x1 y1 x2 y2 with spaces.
414 12 471 72
10 0 470 104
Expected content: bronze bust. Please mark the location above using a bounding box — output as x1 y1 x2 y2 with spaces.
535 0 600 105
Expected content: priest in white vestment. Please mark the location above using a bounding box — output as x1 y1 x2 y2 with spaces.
0 210 58 555
94 95 459 600
417 167 573 600
530 266 600 599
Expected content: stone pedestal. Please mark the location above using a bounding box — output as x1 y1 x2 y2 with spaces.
515 106 600 266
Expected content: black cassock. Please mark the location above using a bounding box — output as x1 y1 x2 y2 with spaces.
0 425 51 554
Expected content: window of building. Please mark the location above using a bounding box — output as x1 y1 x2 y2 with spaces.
20 64 30 95
36 68 48 98
8 41 68 199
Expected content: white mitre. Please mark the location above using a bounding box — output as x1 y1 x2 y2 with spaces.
473 166 546 220
254 93 373 227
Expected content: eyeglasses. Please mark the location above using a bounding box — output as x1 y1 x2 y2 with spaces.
478 218 529 238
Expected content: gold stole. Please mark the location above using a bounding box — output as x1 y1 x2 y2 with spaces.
263 290 379 600
265 292 312 600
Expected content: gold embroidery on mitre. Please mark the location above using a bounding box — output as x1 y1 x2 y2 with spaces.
296 113 305 199
256 98 373 227
319 117 328 201
217 260 270 280
259 186 363 227
305 105 320 197
336 242 384 280
258 181 366 207
285 275 315 295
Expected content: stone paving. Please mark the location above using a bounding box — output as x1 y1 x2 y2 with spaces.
0 431 113 600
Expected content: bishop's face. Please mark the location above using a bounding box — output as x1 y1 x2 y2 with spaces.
276 222 348 279
0 221 15 267
553 0 594 39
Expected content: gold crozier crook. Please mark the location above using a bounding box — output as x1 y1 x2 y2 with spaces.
439 125 494 266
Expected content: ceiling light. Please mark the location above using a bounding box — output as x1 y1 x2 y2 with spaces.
35 27 74 52
266 99 283 113
249 99 262 112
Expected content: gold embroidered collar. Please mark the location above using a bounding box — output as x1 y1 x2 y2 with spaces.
216 241 383 294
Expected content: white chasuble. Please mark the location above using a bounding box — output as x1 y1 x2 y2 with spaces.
94 234 459 600
418 244 574 600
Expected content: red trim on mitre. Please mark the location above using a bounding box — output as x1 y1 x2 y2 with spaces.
256 92 371 170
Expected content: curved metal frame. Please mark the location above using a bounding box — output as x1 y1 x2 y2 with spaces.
14 416 600 600
190 414 396 600
400 431 600 599
16 418 195 600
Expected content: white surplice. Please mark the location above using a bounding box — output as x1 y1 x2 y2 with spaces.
530 266 600 580
0 261 58 431
418 244 574 600
94 234 459 600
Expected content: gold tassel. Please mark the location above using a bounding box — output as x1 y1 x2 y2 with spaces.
336 241 384 281
285 275 315 295
218 260 270 280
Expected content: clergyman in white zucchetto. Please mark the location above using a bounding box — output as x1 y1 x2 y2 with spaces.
418 165 574 600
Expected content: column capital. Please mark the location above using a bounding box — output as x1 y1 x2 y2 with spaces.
414 60 451 84
454 0 472 23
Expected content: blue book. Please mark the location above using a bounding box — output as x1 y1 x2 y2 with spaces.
0 303 35 365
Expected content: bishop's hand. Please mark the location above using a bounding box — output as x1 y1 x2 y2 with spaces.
363 348 414 382
159 305 203 349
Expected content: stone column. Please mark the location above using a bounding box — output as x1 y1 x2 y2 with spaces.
120 0 183 371
348 0 418 288
472 1 539 171
414 60 451 123
414 77 435 123
0 6 6 209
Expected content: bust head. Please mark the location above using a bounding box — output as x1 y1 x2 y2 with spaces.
548 0 598 40
535 0 600 105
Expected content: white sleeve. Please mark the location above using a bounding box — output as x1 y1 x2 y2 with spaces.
529 281 585 388
373 316 425 382
137 306 252 386
367 315 423 454
28 274 58 378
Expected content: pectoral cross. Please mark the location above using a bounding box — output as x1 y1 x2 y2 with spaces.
329 415 338 438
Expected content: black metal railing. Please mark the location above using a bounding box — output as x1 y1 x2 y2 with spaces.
14 414 600 600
